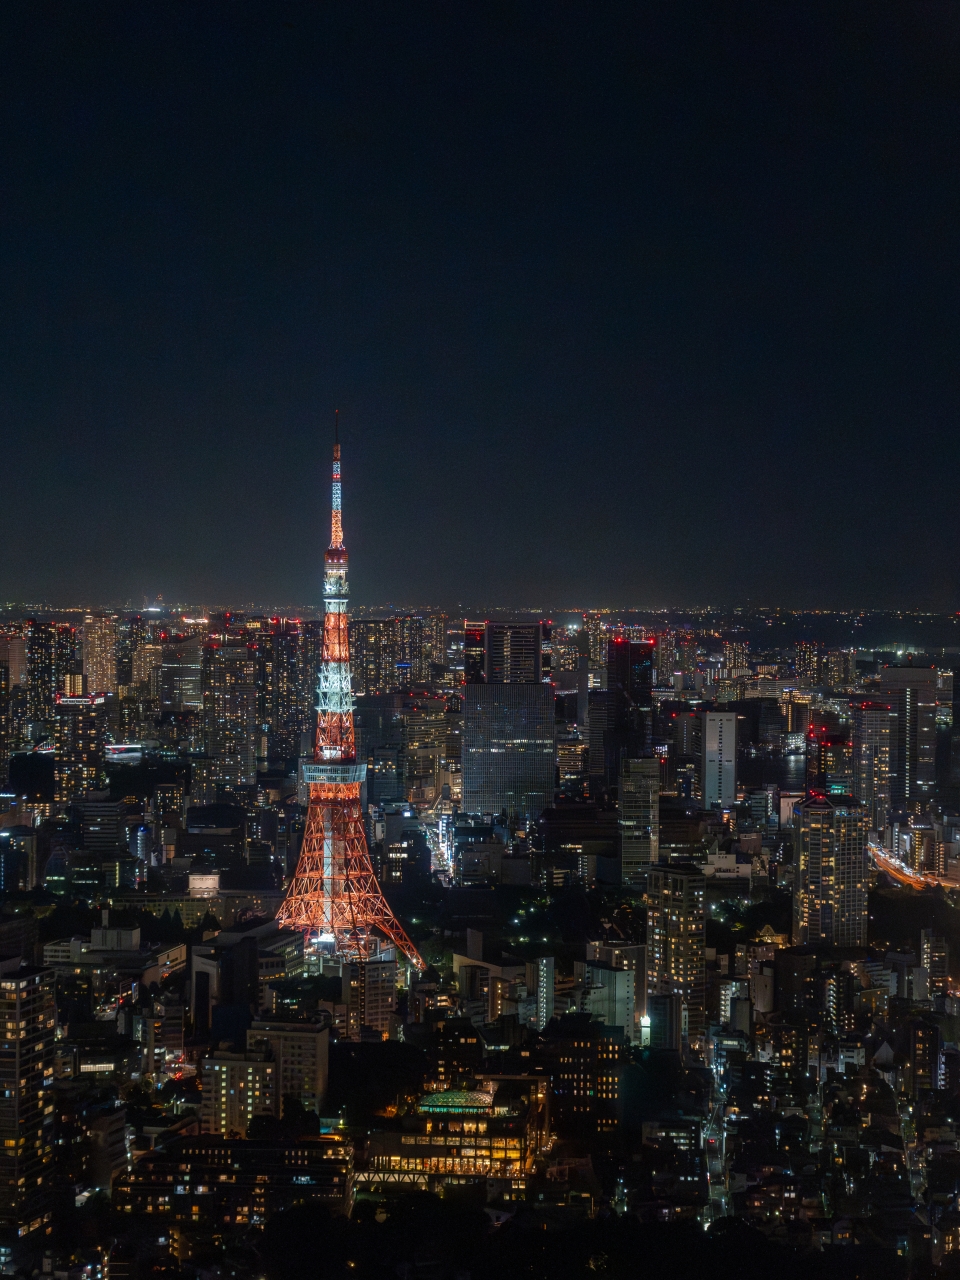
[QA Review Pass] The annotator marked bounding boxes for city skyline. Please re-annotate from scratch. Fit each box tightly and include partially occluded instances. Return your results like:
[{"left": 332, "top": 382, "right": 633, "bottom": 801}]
[{"left": 2, "top": 5, "right": 960, "bottom": 1273}]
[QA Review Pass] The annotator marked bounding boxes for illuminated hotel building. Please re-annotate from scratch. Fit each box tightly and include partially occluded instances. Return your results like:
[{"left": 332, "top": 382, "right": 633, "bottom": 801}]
[{"left": 792, "top": 794, "right": 868, "bottom": 947}]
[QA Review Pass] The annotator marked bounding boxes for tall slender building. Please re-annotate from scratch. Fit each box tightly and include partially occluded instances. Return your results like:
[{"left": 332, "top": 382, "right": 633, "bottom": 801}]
[
  {"left": 619, "top": 757, "right": 659, "bottom": 886},
  {"left": 852, "top": 700, "right": 895, "bottom": 831},
  {"left": 278, "top": 426, "right": 422, "bottom": 968},
  {"left": 646, "top": 863, "right": 705, "bottom": 1041},
  {"left": 82, "top": 615, "right": 117, "bottom": 694},
  {"left": 792, "top": 794, "right": 868, "bottom": 947}
]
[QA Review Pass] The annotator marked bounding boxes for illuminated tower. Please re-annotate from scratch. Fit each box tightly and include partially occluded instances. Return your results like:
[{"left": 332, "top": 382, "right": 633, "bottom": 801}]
[{"left": 277, "top": 425, "right": 423, "bottom": 968}]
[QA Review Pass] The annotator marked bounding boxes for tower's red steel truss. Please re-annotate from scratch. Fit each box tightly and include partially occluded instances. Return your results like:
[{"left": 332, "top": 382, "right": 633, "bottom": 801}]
[{"left": 277, "top": 432, "right": 423, "bottom": 969}]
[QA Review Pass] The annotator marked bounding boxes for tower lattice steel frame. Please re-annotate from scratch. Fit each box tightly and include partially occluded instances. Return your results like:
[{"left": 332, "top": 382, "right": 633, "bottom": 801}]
[{"left": 277, "top": 425, "right": 424, "bottom": 968}]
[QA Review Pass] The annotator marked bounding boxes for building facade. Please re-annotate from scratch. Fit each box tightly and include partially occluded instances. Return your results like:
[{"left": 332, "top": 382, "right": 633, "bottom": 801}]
[
  {"left": 461, "top": 684, "right": 555, "bottom": 823},
  {"left": 701, "top": 712, "right": 737, "bottom": 808},
  {"left": 619, "top": 757, "right": 659, "bottom": 886},
  {"left": 792, "top": 795, "right": 868, "bottom": 947},
  {"left": 82, "top": 615, "right": 117, "bottom": 694},
  {"left": 646, "top": 863, "right": 706, "bottom": 1040}
]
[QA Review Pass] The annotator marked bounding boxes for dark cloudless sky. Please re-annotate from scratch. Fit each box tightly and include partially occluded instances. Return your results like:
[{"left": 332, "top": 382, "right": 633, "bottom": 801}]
[{"left": 2, "top": 1, "right": 960, "bottom": 610}]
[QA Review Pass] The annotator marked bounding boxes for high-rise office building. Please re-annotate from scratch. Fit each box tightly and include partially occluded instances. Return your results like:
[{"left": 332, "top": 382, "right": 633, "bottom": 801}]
[
  {"left": 201, "top": 644, "right": 259, "bottom": 795},
  {"left": 852, "top": 700, "right": 896, "bottom": 831},
  {"left": 619, "top": 757, "right": 659, "bottom": 886},
  {"left": 646, "top": 863, "right": 705, "bottom": 1040},
  {"left": 53, "top": 692, "right": 106, "bottom": 802},
  {"left": 701, "top": 712, "right": 737, "bottom": 808},
  {"left": 483, "top": 622, "right": 551, "bottom": 684},
  {"left": 159, "top": 637, "right": 203, "bottom": 710},
  {"left": 463, "top": 621, "right": 486, "bottom": 684},
  {"left": 805, "top": 725, "right": 852, "bottom": 796},
  {"left": 792, "top": 794, "right": 868, "bottom": 947},
  {"left": 876, "top": 665, "right": 938, "bottom": 808},
  {"left": 600, "top": 638, "right": 654, "bottom": 783},
  {"left": 462, "top": 684, "right": 555, "bottom": 822},
  {"left": 82, "top": 615, "right": 117, "bottom": 694},
  {"left": 0, "top": 966, "right": 55, "bottom": 1259}
]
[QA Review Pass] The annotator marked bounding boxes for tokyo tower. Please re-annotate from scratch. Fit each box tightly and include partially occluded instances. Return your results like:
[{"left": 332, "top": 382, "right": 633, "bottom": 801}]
[{"left": 277, "top": 423, "right": 424, "bottom": 969}]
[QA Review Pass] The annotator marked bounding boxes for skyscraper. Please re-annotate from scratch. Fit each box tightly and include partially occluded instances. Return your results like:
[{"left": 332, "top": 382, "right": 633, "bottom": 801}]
[
  {"left": 722, "top": 640, "right": 749, "bottom": 673},
  {"left": 461, "top": 683, "right": 556, "bottom": 822},
  {"left": 646, "top": 863, "right": 705, "bottom": 1041},
  {"left": 619, "top": 757, "right": 659, "bottom": 886},
  {"left": 82, "top": 615, "right": 117, "bottom": 694},
  {"left": 159, "top": 637, "right": 203, "bottom": 711},
  {"left": 852, "top": 700, "right": 895, "bottom": 831},
  {"left": 876, "top": 664, "right": 938, "bottom": 808},
  {"left": 701, "top": 712, "right": 736, "bottom": 808},
  {"left": 792, "top": 794, "right": 868, "bottom": 947},
  {"left": 201, "top": 644, "right": 259, "bottom": 795},
  {"left": 26, "top": 621, "right": 75, "bottom": 721},
  {"left": 599, "top": 637, "right": 654, "bottom": 784},
  {"left": 0, "top": 966, "right": 55, "bottom": 1260},
  {"left": 350, "top": 619, "right": 400, "bottom": 694},
  {"left": 795, "top": 641, "right": 823, "bottom": 687},
  {"left": 53, "top": 692, "right": 106, "bottom": 802},
  {"left": 483, "top": 622, "right": 551, "bottom": 684}
]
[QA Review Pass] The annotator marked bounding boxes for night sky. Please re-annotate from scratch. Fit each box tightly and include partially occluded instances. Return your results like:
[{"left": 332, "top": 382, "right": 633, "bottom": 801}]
[{"left": 2, "top": 2, "right": 960, "bottom": 610}]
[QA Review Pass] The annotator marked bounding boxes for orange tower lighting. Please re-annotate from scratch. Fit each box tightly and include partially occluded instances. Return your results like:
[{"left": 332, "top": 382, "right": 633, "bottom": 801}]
[{"left": 277, "top": 421, "right": 424, "bottom": 969}]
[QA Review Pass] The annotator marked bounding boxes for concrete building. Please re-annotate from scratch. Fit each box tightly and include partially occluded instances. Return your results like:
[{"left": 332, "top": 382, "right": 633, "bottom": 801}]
[
  {"left": 0, "top": 966, "right": 56, "bottom": 1263},
  {"left": 246, "top": 1017, "right": 329, "bottom": 1113},
  {"left": 619, "top": 757, "right": 659, "bottom": 885},
  {"left": 82, "top": 615, "right": 117, "bottom": 694},
  {"left": 462, "top": 683, "right": 555, "bottom": 823},
  {"left": 852, "top": 700, "right": 896, "bottom": 831},
  {"left": 646, "top": 863, "right": 706, "bottom": 1040},
  {"left": 200, "top": 1049, "right": 277, "bottom": 1137},
  {"left": 701, "top": 712, "right": 736, "bottom": 808},
  {"left": 792, "top": 795, "right": 868, "bottom": 948}
]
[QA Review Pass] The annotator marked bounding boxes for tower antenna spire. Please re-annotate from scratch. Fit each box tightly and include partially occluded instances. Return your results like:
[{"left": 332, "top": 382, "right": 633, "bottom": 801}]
[
  {"left": 334, "top": 407, "right": 339, "bottom": 445},
  {"left": 279, "top": 426, "right": 423, "bottom": 970}
]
